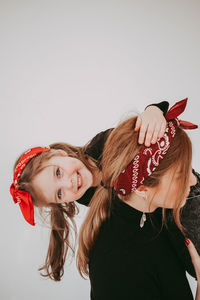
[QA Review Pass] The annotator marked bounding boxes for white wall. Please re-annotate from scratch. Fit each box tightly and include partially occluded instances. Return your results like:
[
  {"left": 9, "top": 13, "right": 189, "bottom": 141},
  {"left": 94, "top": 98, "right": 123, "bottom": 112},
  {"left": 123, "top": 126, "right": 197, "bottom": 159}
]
[{"left": 1, "top": 0, "right": 199, "bottom": 299}]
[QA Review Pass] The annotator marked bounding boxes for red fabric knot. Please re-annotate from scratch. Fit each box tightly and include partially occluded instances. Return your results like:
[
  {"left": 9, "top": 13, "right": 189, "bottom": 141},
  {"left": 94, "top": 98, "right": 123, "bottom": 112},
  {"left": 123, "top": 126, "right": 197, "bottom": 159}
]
[{"left": 10, "top": 146, "right": 51, "bottom": 226}]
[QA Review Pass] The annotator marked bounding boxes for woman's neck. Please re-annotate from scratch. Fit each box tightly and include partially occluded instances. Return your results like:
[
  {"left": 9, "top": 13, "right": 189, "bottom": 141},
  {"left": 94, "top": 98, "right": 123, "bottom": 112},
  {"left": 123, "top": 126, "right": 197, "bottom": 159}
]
[{"left": 119, "top": 193, "right": 158, "bottom": 213}]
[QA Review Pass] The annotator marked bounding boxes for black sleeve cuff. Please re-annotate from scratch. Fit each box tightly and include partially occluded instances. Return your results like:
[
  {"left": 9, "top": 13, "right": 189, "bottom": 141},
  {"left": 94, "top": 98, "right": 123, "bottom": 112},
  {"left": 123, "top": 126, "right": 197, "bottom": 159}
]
[{"left": 145, "top": 101, "right": 169, "bottom": 116}]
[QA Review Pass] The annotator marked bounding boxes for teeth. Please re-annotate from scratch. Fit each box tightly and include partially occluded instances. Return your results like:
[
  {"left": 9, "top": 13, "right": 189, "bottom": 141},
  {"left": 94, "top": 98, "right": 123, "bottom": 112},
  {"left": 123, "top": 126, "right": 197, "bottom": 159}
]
[
  {"left": 77, "top": 173, "right": 81, "bottom": 188},
  {"left": 72, "top": 172, "right": 81, "bottom": 192},
  {"left": 71, "top": 173, "right": 77, "bottom": 192}
]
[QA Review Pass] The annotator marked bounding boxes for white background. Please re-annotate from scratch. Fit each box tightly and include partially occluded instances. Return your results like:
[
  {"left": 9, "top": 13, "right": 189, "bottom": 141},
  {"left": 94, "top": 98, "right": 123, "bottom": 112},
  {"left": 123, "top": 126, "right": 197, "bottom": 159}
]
[{"left": 0, "top": 0, "right": 199, "bottom": 299}]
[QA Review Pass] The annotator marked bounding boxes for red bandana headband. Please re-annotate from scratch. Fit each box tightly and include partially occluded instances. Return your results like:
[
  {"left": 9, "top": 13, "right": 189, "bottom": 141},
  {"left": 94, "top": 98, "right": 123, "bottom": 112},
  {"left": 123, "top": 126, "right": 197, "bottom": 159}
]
[
  {"left": 113, "top": 98, "right": 198, "bottom": 195},
  {"left": 10, "top": 146, "right": 51, "bottom": 226}
]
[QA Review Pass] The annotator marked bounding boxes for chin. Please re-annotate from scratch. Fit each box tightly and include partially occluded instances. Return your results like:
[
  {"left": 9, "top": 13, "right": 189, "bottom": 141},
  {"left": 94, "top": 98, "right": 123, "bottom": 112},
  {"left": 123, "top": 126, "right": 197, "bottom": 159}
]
[{"left": 180, "top": 198, "right": 187, "bottom": 208}]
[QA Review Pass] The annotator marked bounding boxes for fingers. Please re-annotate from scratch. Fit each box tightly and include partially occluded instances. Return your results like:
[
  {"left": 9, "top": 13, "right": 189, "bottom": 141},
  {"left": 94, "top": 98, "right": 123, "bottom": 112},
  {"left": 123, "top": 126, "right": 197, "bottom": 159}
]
[
  {"left": 144, "top": 124, "right": 155, "bottom": 147},
  {"left": 186, "top": 239, "right": 200, "bottom": 265},
  {"left": 158, "top": 120, "right": 167, "bottom": 138},
  {"left": 185, "top": 238, "right": 200, "bottom": 280},
  {"left": 135, "top": 116, "right": 142, "bottom": 131},
  {"left": 150, "top": 125, "right": 161, "bottom": 144},
  {"left": 150, "top": 121, "right": 167, "bottom": 144},
  {"left": 136, "top": 112, "right": 167, "bottom": 146},
  {"left": 138, "top": 123, "right": 160, "bottom": 146},
  {"left": 138, "top": 123, "right": 158, "bottom": 147},
  {"left": 138, "top": 123, "right": 149, "bottom": 145}
]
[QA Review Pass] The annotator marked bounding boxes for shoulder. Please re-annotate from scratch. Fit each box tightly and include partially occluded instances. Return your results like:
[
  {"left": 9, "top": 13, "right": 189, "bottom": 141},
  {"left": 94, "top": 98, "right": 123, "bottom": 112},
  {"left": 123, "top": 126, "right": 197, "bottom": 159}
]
[
  {"left": 84, "top": 128, "right": 114, "bottom": 161},
  {"left": 76, "top": 129, "right": 114, "bottom": 206}
]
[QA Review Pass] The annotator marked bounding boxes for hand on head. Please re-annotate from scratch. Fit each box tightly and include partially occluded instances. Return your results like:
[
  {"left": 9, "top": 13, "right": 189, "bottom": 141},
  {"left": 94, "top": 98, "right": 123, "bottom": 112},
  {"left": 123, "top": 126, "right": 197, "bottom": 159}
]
[{"left": 135, "top": 105, "right": 167, "bottom": 147}]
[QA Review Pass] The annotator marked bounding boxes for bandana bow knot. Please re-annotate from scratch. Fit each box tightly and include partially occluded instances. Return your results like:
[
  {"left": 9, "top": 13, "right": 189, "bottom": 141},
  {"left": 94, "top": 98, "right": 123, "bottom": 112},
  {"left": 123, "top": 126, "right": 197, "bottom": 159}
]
[{"left": 10, "top": 146, "right": 51, "bottom": 225}]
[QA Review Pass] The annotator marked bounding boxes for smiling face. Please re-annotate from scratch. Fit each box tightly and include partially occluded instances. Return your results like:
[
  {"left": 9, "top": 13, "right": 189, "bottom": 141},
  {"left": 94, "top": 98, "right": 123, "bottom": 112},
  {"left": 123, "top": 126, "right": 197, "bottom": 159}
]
[{"left": 31, "top": 151, "right": 94, "bottom": 205}]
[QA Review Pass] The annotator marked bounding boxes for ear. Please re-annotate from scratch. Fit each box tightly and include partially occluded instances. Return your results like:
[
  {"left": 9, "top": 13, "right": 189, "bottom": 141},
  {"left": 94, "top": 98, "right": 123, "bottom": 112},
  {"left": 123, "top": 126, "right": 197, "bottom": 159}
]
[
  {"left": 135, "top": 185, "right": 148, "bottom": 198},
  {"left": 51, "top": 149, "right": 68, "bottom": 156}
]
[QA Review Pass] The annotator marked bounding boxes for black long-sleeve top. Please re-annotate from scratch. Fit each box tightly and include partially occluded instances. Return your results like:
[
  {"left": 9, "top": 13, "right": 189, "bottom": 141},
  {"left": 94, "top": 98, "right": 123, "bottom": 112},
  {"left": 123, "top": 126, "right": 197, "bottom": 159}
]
[{"left": 89, "top": 195, "right": 194, "bottom": 300}]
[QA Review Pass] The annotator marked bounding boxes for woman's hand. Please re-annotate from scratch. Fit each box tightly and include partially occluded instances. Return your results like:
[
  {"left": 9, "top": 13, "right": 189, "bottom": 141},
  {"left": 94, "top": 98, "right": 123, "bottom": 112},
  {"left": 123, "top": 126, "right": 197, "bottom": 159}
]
[
  {"left": 135, "top": 105, "right": 167, "bottom": 147},
  {"left": 185, "top": 238, "right": 200, "bottom": 300},
  {"left": 186, "top": 238, "right": 200, "bottom": 281}
]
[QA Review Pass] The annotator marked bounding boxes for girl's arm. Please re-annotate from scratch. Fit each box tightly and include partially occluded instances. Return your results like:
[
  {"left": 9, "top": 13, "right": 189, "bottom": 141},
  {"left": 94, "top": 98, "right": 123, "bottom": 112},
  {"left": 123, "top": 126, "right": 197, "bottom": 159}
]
[{"left": 85, "top": 101, "right": 169, "bottom": 160}]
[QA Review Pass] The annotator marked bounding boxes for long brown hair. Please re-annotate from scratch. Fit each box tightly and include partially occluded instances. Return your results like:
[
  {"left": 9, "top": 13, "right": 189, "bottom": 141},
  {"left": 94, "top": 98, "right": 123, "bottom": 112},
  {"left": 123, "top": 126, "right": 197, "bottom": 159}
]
[
  {"left": 77, "top": 116, "right": 192, "bottom": 277},
  {"left": 13, "top": 142, "right": 99, "bottom": 281}
]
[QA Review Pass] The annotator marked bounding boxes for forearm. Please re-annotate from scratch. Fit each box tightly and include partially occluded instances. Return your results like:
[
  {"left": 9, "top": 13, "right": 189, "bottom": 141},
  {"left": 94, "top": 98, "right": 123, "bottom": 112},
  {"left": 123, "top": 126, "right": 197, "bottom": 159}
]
[{"left": 195, "top": 283, "right": 200, "bottom": 300}]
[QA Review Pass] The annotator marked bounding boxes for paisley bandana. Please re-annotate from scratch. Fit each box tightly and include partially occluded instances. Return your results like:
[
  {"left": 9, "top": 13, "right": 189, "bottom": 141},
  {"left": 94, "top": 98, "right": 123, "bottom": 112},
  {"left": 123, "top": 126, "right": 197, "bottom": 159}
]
[
  {"left": 10, "top": 146, "right": 51, "bottom": 225},
  {"left": 113, "top": 98, "right": 198, "bottom": 195}
]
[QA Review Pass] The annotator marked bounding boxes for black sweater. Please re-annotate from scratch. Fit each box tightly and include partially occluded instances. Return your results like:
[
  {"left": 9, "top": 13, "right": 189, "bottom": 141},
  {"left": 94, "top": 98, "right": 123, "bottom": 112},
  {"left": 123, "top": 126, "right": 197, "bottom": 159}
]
[{"left": 89, "top": 196, "right": 194, "bottom": 300}]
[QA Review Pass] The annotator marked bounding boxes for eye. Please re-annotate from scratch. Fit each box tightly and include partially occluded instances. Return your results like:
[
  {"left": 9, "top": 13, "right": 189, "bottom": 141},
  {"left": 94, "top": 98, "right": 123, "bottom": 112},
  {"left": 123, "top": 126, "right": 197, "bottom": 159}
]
[
  {"left": 55, "top": 167, "right": 62, "bottom": 201},
  {"left": 57, "top": 189, "right": 62, "bottom": 200},
  {"left": 56, "top": 167, "right": 61, "bottom": 177}
]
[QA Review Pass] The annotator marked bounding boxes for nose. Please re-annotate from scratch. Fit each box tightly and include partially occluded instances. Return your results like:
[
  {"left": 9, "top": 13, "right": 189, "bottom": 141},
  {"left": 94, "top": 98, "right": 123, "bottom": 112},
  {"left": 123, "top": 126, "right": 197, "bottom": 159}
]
[
  {"left": 189, "top": 172, "right": 197, "bottom": 187},
  {"left": 60, "top": 175, "right": 73, "bottom": 190}
]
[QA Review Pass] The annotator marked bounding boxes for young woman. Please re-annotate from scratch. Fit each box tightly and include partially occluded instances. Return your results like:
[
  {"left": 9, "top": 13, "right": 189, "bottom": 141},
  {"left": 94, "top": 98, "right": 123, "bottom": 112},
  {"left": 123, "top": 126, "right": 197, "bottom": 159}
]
[
  {"left": 10, "top": 99, "right": 200, "bottom": 286},
  {"left": 77, "top": 99, "right": 199, "bottom": 299}
]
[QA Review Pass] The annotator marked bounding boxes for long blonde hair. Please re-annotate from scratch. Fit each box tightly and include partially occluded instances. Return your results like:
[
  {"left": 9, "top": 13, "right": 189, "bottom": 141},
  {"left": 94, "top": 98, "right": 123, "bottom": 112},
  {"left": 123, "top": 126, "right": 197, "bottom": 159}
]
[{"left": 77, "top": 116, "right": 192, "bottom": 277}]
